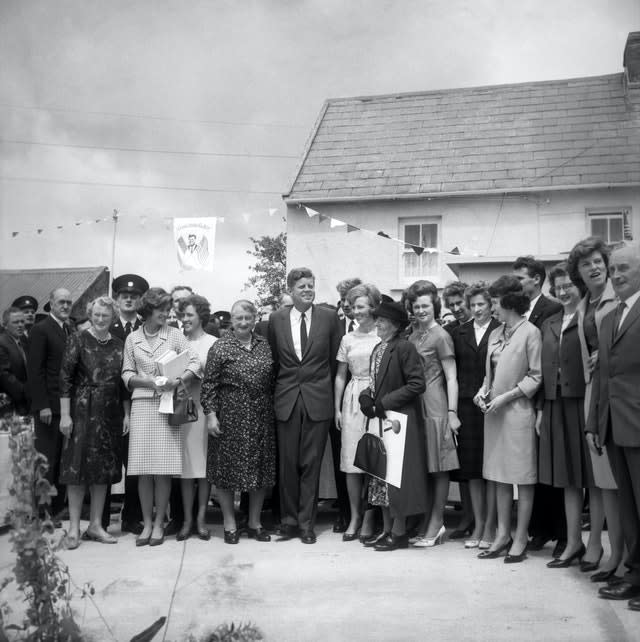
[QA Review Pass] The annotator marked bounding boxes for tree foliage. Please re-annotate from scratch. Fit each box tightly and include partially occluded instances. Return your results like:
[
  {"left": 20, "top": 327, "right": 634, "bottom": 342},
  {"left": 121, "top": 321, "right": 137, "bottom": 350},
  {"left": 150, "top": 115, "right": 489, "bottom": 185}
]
[{"left": 245, "top": 232, "right": 287, "bottom": 307}]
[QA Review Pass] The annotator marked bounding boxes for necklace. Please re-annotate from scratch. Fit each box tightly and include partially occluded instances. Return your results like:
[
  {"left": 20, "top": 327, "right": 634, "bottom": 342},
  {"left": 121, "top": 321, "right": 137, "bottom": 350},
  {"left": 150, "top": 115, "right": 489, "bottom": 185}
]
[{"left": 90, "top": 328, "right": 110, "bottom": 344}]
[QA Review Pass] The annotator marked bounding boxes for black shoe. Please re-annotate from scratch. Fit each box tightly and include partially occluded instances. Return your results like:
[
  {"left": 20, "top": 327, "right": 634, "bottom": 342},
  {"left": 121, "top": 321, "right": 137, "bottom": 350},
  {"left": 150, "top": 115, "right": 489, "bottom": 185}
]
[
  {"left": 449, "top": 523, "right": 474, "bottom": 540},
  {"left": 342, "top": 530, "right": 361, "bottom": 542},
  {"left": 176, "top": 528, "right": 192, "bottom": 542},
  {"left": 527, "top": 535, "right": 550, "bottom": 551},
  {"left": 628, "top": 596, "right": 640, "bottom": 611},
  {"left": 332, "top": 515, "right": 348, "bottom": 534},
  {"left": 164, "top": 520, "right": 180, "bottom": 537},
  {"left": 580, "top": 547, "right": 604, "bottom": 573},
  {"left": 300, "top": 529, "right": 317, "bottom": 544},
  {"left": 275, "top": 524, "right": 297, "bottom": 541},
  {"left": 478, "top": 538, "right": 513, "bottom": 559},
  {"left": 598, "top": 582, "right": 640, "bottom": 600},
  {"left": 224, "top": 530, "right": 240, "bottom": 545},
  {"left": 551, "top": 539, "right": 567, "bottom": 559},
  {"left": 547, "top": 544, "right": 585, "bottom": 568},
  {"left": 247, "top": 527, "right": 271, "bottom": 542},
  {"left": 591, "top": 569, "right": 618, "bottom": 583},
  {"left": 505, "top": 552, "right": 528, "bottom": 564},
  {"left": 196, "top": 528, "right": 211, "bottom": 541},
  {"left": 121, "top": 521, "right": 144, "bottom": 535},
  {"left": 374, "top": 533, "right": 409, "bottom": 551},
  {"left": 363, "top": 531, "right": 388, "bottom": 548},
  {"left": 149, "top": 529, "right": 165, "bottom": 547}
]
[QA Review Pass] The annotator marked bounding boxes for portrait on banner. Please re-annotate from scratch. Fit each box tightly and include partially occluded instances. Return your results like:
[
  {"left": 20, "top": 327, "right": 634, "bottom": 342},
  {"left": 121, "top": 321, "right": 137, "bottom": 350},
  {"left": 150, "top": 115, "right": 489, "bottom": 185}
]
[{"left": 173, "top": 217, "right": 217, "bottom": 272}]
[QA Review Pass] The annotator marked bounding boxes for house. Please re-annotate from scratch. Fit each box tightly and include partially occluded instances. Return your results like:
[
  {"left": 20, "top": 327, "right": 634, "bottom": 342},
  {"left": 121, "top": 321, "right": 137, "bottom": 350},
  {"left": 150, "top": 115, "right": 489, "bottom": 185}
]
[
  {"left": 0, "top": 266, "right": 110, "bottom": 321},
  {"left": 283, "top": 32, "right": 640, "bottom": 302}
]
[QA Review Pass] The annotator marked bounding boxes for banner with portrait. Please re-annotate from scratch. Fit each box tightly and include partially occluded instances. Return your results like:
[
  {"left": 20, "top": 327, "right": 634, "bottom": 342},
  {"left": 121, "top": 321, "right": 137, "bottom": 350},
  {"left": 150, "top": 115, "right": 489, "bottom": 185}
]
[{"left": 173, "top": 217, "right": 216, "bottom": 272}]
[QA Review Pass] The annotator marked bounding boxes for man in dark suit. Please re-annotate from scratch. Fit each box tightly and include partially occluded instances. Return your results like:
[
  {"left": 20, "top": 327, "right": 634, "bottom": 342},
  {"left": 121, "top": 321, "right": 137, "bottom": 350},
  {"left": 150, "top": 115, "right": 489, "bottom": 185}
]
[
  {"left": 0, "top": 306, "right": 30, "bottom": 415},
  {"left": 268, "top": 267, "right": 341, "bottom": 543},
  {"left": 106, "top": 274, "right": 149, "bottom": 535},
  {"left": 513, "top": 255, "right": 565, "bottom": 555},
  {"left": 27, "top": 288, "right": 73, "bottom": 518},
  {"left": 588, "top": 244, "right": 640, "bottom": 608}
]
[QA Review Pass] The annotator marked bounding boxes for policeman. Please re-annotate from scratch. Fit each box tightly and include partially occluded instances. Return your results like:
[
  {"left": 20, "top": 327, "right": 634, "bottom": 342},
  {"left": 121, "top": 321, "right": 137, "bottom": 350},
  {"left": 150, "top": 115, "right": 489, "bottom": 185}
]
[
  {"left": 12, "top": 295, "right": 38, "bottom": 335},
  {"left": 106, "top": 273, "right": 149, "bottom": 535}
]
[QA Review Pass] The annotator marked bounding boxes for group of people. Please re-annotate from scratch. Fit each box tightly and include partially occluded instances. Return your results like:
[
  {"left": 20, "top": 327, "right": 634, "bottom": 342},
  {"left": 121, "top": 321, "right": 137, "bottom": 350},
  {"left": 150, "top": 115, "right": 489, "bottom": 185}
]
[{"left": 2, "top": 235, "right": 640, "bottom": 611}]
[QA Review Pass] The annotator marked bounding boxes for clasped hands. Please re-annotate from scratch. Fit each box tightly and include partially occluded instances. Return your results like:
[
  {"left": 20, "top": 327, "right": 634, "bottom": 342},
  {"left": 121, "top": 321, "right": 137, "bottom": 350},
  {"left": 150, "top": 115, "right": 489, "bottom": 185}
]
[
  {"left": 358, "top": 392, "right": 386, "bottom": 419},
  {"left": 473, "top": 389, "right": 509, "bottom": 414}
]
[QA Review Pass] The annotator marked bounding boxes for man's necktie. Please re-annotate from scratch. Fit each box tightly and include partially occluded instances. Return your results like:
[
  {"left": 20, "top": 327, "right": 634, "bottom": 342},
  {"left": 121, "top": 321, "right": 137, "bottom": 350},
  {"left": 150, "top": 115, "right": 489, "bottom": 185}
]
[
  {"left": 63, "top": 324, "right": 70, "bottom": 337},
  {"left": 348, "top": 320, "right": 355, "bottom": 333},
  {"left": 125, "top": 321, "right": 132, "bottom": 336},
  {"left": 614, "top": 301, "right": 627, "bottom": 338},
  {"left": 300, "top": 312, "right": 308, "bottom": 355}
]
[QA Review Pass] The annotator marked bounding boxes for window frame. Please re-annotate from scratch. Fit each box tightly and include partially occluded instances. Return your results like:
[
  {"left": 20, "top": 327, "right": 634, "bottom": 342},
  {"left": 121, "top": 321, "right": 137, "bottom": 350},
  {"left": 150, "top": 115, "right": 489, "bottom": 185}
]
[
  {"left": 586, "top": 207, "right": 633, "bottom": 244},
  {"left": 398, "top": 216, "right": 442, "bottom": 283}
]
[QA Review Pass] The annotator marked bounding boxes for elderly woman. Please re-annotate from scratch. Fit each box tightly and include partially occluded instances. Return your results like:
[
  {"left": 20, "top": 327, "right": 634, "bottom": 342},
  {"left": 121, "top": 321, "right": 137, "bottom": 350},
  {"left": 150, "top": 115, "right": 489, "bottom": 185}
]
[
  {"left": 450, "top": 282, "right": 501, "bottom": 548},
  {"left": 59, "top": 297, "right": 128, "bottom": 549},
  {"left": 202, "top": 300, "right": 276, "bottom": 544},
  {"left": 568, "top": 237, "right": 623, "bottom": 581},
  {"left": 334, "top": 283, "right": 381, "bottom": 541},
  {"left": 474, "top": 276, "right": 542, "bottom": 563},
  {"left": 122, "top": 287, "right": 199, "bottom": 547},
  {"left": 358, "top": 301, "right": 428, "bottom": 551},
  {"left": 536, "top": 262, "right": 594, "bottom": 568},
  {"left": 177, "top": 294, "right": 217, "bottom": 541},
  {"left": 406, "top": 281, "right": 460, "bottom": 548}
]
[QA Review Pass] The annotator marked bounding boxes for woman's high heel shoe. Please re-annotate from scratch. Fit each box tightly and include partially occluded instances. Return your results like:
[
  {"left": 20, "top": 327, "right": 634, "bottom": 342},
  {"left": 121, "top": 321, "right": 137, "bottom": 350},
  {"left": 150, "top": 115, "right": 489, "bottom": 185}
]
[
  {"left": 478, "top": 538, "right": 512, "bottom": 559},
  {"left": 580, "top": 547, "right": 604, "bottom": 572},
  {"left": 547, "top": 543, "right": 586, "bottom": 568},
  {"left": 412, "top": 525, "right": 446, "bottom": 548},
  {"left": 224, "top": 530, "right": 240, "bottom": 544}
]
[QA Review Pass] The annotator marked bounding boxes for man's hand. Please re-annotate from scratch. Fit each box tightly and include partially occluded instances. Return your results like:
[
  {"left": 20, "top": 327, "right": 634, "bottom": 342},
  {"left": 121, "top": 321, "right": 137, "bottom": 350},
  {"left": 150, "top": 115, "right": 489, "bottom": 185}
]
[
  {"left": 535, "top": 410, "right": 543, "bottom": 437},
  {"left": 335, "top": 410, "right": 343, "bottom": 431},
  {"left": 59, "top": 415, "right": 73, "bottom": 437},
  {"left": 39, "top": 408, "right": 53, "bottom": 425},
  {"left": 586, "top": 432, "right": 602, "bottom": 456}
]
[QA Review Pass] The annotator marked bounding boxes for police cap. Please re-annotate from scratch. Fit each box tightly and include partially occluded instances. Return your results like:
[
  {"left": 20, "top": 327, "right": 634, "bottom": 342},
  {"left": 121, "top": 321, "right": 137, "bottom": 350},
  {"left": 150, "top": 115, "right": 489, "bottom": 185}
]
[
  {"left": 112, "top": 274, "right": 149, "bottom": 297},
  {"left": 12, "top": 295, "right": 38, "bottom": 311}
]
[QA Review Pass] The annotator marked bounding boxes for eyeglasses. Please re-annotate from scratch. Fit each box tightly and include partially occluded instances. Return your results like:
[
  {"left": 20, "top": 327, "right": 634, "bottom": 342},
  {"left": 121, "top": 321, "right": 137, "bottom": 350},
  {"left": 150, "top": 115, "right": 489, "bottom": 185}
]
[{"left": 554, "top": 284, "right": 576, "bottom": 293}]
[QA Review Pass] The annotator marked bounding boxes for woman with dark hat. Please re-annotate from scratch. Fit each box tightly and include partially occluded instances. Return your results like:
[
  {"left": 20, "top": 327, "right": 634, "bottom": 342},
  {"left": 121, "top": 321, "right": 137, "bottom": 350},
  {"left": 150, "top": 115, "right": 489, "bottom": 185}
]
[{"left": 358, "top": 301, "right": 428, "bottom": 551}]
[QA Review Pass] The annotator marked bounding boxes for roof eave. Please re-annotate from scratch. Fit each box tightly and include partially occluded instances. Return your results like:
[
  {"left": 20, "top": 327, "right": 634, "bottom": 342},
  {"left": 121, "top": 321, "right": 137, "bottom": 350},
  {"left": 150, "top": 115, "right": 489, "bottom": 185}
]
[{"left": 283, "top": 182, "right": 640, "bottom": 205}]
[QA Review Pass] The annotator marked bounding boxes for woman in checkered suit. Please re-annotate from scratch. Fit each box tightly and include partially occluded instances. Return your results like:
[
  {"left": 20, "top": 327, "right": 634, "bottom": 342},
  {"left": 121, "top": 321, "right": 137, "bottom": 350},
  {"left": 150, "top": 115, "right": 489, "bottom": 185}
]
[{"left": 122, "top": 287, "right": 200, "bottom": 546}]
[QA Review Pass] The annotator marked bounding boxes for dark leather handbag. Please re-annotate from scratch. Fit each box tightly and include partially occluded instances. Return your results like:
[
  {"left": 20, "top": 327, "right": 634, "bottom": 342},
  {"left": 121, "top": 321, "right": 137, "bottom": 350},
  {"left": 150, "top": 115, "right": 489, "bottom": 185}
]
[
  {"left": 168, "top": 381, "right": 198, "bottom": 426},
  {"left": 353, "top": 418, "right": 387, "bottom": 480}
]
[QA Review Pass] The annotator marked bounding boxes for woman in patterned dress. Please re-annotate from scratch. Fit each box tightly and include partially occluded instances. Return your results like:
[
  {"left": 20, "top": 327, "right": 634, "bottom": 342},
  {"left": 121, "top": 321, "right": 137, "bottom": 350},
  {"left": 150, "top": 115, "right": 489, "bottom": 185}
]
[
  {"left": 406, "top": 281, "right": 461, "bottom": 548},
  {"left": 59, "top": 297, "right": 127, "bottom": 549},
  {"left": 121, "top": 288, "right": 200, "bottom": 547},
  {"left": 202, "top": 300, "right": 276, "bottom": 545},
  {"left": 334, "top": 283, "right": 381, "bottom": 540},
  {"left": 177, "top": 295, "right": 217, "bottom": 541}
]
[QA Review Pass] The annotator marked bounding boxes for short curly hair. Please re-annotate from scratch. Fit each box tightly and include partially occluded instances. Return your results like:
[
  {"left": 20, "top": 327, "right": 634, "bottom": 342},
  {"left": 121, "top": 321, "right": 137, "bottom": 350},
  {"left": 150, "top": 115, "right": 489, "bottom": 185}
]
[
  {"left": 336, "top": 277, "right": 362, "bottom": 298},
  {"left": 179, "top": 294, "right": 211, "bottom": 327},
  {"left": 567, "top": 236, "right": 610, "bottom": 290},
  {"left": 489, "top": 275, "right": 530, "bottom": 316},
  {"left": 442, "top": 281, "right": 468, "bottom": 305},
  {"left": 346, "top": 283, "right": 381, "bottom": 309},
  {"left": 464, "top": 281, "right": 491, "bottom": 307},
  {"left": 87, "top": 296, "right": 118, "bottom": 319},
  {"left": 138, "top": 287, "right": 172, "bottom": 320},
  {"left": 405, "top": 280, "right": 442, "bottom": 319}
]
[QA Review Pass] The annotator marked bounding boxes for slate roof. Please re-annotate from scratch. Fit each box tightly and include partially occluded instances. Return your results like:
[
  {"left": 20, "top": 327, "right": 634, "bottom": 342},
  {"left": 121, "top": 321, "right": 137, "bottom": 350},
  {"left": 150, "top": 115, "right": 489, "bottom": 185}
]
[
  {"left": 284, "top": 73, "right": 640, "bottom": 202},
  {"left": 0, "top": 267, "right": 108, "bottom": 315}
]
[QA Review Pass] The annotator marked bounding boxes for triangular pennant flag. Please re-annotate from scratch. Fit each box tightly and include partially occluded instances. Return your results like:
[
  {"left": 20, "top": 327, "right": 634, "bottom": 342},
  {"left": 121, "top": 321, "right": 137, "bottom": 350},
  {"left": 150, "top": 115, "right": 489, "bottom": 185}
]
[
  {"left": 268, "top": 208, "right": 277, "bottom": 217},
  {"left": 242, "top": 213, "right": 251, "bottom": 223},
  {"left": 347, "top": 224, "right": 359, "bottom": 233},
  {"left": 411, "top": 245, "right": 424, "bottom": 256},
  {"left": 377, "top": 231, "right": 391, "bottom": 239},
  {"left": 12, "top": 232, "right": 18, "bottom": 237},
  {"left": 448, "top": 246, "right": 461, "bottom": 255},
  {"left": 75, "top": 221, "right": 82, "bottom": 226},
  {"left": 318, "top": 214, "right": 329, "bottom": 223},
  {"left": 95, "top": 219, "right": 102, "bottom": 223},
  {"left": 57, "top": 225, "right": 63, "bottom": 230},
  {"left": 304, "top": 206, "right": 319, "bottom": 218},
  {"left": 330, "top": 218, "right": 346, "bottom": 228},
  {"left": 37, "top": 229, "right": 43, "bottom": 234}
]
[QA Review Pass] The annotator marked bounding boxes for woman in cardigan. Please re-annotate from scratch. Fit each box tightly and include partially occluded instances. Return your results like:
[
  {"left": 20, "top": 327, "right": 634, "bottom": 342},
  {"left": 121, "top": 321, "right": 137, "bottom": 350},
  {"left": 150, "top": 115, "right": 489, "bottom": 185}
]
[
  {"left": 122, "top": 287, "right": 199, "bottom": 547},
  {"left": 450, "top": 282, "right": 501, "bottom": 549},
  {"left": 358, "top": 301, "right": 428, "bottom": 551},
  {"left": 536, "top": 262, "right": 594, "bottom": 568},
  {"left": 568, "top": 237, "right": 624, "bottom": 581},
  {"left": 474, "top": 276, "right": 542, "bottom": 563}
]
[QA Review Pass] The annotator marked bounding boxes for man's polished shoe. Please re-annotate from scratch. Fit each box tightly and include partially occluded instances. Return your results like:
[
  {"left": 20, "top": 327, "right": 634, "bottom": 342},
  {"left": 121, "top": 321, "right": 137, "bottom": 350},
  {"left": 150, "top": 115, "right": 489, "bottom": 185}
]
[
  {"left": 164, "top": 520, "right": 180, "bottom": 537},
  {"left": 374, "top": 533, "right": 409, "bottom": 551},
  {"left": 598, "top": 582, "right": 640, "bottom": 600},
  {"left": 332, "top": 515, "right": 348, "bottom": 534},
  {"left": 300, "top": 529, "right": 317, "bottom": 544},
  {"left": 527, "top": 535, "right": 550, "bottom": 551},
  {"left": 628, "top": 596, "right": 640, "bottom": 611},
  {"left": 121, "top": 521, "right": 144, "bottom": 536},
  {"left": 551, "top": 539, "right": 567, "bottom": 559},
  {"left": 247, "top": 527, "right": 271, "bottom": 542},
  {"left": 275, "top": 524, "right": 298, "bottom": 541}
]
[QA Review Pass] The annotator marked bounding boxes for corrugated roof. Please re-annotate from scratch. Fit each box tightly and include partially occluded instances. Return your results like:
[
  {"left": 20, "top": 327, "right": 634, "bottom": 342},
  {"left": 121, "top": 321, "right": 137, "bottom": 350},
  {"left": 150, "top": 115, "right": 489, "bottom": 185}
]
[
  {"left": 284, "top": 73, "right": 640, "bottom": 201},
  {"left": 0, "top": 267, "right": 108, "bottom": 313}
]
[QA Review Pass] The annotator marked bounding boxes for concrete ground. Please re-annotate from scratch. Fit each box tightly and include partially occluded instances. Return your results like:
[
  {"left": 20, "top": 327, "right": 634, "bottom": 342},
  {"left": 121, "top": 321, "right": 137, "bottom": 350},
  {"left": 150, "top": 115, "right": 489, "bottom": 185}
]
[{"left": 1, "top": 504, "right": 639, "bottom": 642}]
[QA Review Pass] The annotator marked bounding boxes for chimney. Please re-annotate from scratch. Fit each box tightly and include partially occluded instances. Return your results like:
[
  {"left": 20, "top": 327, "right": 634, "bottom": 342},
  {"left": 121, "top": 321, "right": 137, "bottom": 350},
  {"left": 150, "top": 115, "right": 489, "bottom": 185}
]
[{"left": 623, "top": 31, "right": 640, "bottom": 84}]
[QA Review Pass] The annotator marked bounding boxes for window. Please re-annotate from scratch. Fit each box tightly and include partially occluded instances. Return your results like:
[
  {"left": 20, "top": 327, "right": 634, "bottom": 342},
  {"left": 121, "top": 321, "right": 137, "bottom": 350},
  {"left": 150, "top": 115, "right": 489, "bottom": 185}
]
[
  {"left": 400, "top": 218, "right": 440, "bottom": 278},
  {"left": 587, "top": 208, "right": 632, "bottom": 244}
]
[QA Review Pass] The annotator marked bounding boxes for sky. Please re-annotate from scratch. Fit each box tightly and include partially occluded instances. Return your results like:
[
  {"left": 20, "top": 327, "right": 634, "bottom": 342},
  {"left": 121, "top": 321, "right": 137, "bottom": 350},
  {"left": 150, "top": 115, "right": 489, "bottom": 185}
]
[{"left": 1, "top": 0, "right": 638, "bottom": 309}]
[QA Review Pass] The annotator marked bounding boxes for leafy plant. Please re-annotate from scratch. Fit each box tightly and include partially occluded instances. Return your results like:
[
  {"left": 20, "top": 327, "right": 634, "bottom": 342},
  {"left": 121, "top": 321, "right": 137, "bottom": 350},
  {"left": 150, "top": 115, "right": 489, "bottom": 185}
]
[
  {"left": 189, "top": 622, "right": 264, "bottom": 642},
  {"left": 245, "top": 232, "right": 287, "bottom": 307}
]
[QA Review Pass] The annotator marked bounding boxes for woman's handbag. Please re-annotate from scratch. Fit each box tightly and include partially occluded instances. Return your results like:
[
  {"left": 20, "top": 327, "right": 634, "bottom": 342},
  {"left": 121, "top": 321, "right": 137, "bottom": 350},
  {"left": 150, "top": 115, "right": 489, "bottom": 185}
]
[
  {"left": 353, "top": 418, "right": 387, "bottom": 480},
  {"left": 168, "top": 381, "right": 198, "bottom": 426}
]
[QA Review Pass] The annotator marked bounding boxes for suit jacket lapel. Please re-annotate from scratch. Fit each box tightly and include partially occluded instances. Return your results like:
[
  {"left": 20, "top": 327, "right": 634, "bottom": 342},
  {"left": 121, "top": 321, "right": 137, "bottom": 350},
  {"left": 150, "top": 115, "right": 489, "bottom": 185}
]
[
  {"left": 282, "top": 308, "right": 298, "bottom": 361},
  {"left": 613, "top": 297, "right": 640, "bottom": 345},
  {"left": 302, "top": 305, "right": 318, "bottom": 358},
  {"left": 548, "top": 314, "right": 562, "bottom": 340},
  {"left": 460, "top": 322, "right": 477, "bottom": 351}
]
